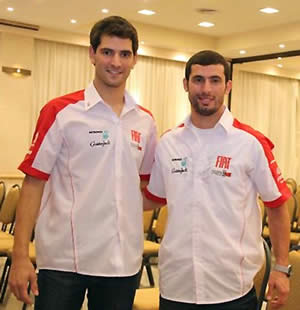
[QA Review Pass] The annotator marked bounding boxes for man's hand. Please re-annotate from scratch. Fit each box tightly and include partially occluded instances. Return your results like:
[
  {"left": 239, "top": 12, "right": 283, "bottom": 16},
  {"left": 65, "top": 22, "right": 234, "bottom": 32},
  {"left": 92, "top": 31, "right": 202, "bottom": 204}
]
[
  {"left": 266, "top": 270, "right": 289, "bottom": 309},
  {"left": 8, "top": 257, "right": 39, "bottom": 304}
]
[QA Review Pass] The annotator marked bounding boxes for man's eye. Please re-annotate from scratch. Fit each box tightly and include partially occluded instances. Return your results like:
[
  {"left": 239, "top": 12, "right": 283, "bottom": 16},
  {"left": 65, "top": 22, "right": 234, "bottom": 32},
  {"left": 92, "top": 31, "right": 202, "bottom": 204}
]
[
  {"left": 121, "top": 51, "right": 131, "bottom": 58},
  {"left": 211, "top": 78, "right": 221, "bottom": 83},
  {"left": 102, "top": 49, "right": 112, "bottom": 56},
  {"left": 194, "top": 77, "right": 204, "bottom": 83}
]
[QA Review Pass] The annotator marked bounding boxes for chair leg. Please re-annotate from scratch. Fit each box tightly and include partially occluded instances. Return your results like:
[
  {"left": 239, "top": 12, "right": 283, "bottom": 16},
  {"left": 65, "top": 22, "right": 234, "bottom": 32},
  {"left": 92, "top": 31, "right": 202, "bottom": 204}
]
[
  {"left": 136, "top": 263, "right": 144, "bottom": 288},
  {"left": 145, "top": 264, "right": 155, "bottom": 287},
  {"left": 0, "top": 257, "right": 10, "bottom": 302},
  {"left": 0, "top": 257, "right": 11, "bottom": 303}
]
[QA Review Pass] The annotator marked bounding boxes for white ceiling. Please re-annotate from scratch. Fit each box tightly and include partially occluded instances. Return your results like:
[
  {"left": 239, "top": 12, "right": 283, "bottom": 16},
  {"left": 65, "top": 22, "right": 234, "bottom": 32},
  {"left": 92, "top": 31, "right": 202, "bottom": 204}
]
[
  {"left": 1, "top": 0, "right": 300, "bottom": 73},
  {"left": 1, "top": 0, "right": 300, "bottom": 37}
]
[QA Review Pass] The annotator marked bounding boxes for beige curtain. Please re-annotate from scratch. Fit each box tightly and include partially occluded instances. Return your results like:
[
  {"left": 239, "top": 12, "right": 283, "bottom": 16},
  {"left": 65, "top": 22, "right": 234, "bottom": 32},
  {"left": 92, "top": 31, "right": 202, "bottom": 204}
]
[
  {"left": 231, "top": 69, "right": 299, "bottom": 182},
  {"left": 33, "top": 39, "right": 190, "bottom": 136}
]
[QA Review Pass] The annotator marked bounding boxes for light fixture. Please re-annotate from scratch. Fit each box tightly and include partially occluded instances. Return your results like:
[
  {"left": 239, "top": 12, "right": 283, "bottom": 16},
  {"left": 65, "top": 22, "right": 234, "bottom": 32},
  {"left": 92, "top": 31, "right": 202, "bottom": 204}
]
[
  {"left": 198, "top": 21, "right": 215, "bottom": 28},
  {"left": 260, "top": 7, "right": 279, "bottom": 14},
  {"left": 2, "top": 66, "right": 31, "bottom": 76},
  {"left": 173, "top": 55, "right": 188, "bottom": 62},
  {"left": 7, "top": 7, "right": 14, "bottom": 12},
  {"left": 70, "top": 19, "right": 77, "bottom": 24},
  {"left": 278, "top": 57, "right": 282, "bottom": 60},
  {"left": 137, "top": 47, "right": 145, "bottom": 55},
  {"left": 102, "top": 8, "right": 109, "bottom": 13},
  {"left": 138, "top": 9, "right": 156, "bottom": 16},
  {"left": 279, "top": 44, "right": 285, "bottom": 49},
  {"left": 239, "top": 50, "right": 246, "bottom": 55}
]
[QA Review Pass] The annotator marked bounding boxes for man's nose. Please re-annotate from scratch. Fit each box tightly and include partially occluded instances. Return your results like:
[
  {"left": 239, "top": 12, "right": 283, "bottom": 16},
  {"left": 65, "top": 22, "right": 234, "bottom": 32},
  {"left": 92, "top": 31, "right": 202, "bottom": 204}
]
[
  {"left": 111, "top": 54, "right": 121, "bottom": 66},
  {"left": 202, "top": 80, "right": 212, "bottom": 92}
]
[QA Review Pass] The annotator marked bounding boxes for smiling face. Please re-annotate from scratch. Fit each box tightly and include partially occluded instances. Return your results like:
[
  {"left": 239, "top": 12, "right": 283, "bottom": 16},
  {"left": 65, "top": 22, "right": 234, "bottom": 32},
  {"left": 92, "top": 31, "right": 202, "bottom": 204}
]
[
  {"left": 89, "top": 34, "right": 137, "bottom": 90},
  {"left": 184, "top": 64, "right": 232, "bottom": 118}
]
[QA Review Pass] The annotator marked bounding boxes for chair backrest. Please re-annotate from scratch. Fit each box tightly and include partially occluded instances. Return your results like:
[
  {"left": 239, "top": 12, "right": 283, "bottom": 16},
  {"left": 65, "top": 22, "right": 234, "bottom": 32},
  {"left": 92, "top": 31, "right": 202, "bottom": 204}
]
[
  {"left": 153, "top": 206, "right": 168, "bottom": 240},
  {"left": 143, "top": 210, "right": 155, "bottom": 234},
  {"left": 254, "top": 239, "right": 271, "bottom": 310},
  {"left": 295, "top": 187, "right": 300, "bottom": 222},
  {"left": 0, "top": 181, "right": 6, "bottom": 210},
  {"left": 286, "top": 195, "right": 297, "bottom": 229},
  {"left": 285, "top": 178, "right": 297, "bottom": 195},
  {"left": 258, "top": 197, "right": 267, "bottom": 230},
  {"left": 0, "top": 184, "right": 20, "bottom": 231},
  {"left": 267, "top": 246, "right": 300, "bottom": 310}
]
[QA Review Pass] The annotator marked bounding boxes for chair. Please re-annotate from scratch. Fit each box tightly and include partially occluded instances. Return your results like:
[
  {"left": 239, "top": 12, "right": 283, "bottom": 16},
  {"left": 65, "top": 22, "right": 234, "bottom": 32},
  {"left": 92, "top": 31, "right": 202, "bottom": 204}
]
[
  {"left": 266, "top": 245, "right": 300, "bottom": 310},
  {"left": 254, "top": 239, "right": 272, "bottom": 310},
  {"left": 258, "top": 197, "right": 267, "bottom": 230},
  {"left": 292, "top": 187, "right": 300, "bottom": 231},
  {"left": 133, "top": 239, "right": 271, "bottom": 310},
  {"left": 133, "top": 287, "right": 159, "bottom": 310},
  {"left": 0, "top": 181, "right": 6, "bottom": 210},
  {"left": 0, "top": 184, "right": 21, "bottom": 302},
  {"left": 285, "top": 178, "right": 297, "bottom": 195},
  {"left": 144, "top": 209, "right": 156, "bottom": 241},
  {"left": 0, "top": 184, "right": 20, "bottom": 235},
  {"left": 262, "top": 195, "right": 300, "bottom": 247},
  {"left": 140, "top": 206, "right": 168, "bottom": 287}
]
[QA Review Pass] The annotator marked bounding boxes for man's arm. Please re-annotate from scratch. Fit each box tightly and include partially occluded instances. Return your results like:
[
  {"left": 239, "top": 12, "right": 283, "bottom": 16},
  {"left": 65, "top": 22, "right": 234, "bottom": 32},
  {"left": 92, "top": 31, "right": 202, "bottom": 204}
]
[
  {"left": 143, "top": 193, "right": 164, "bottom": 210},
  {"left": 9, "top": 175, "right": 46, "bottom": 305},
  {"left": 266, "top": 203, "right": 290, "bottom": 309}
]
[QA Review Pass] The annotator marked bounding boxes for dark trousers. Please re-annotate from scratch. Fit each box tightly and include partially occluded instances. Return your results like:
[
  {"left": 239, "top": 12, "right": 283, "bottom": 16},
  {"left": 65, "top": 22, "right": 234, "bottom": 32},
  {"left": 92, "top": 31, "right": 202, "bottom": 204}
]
[
  {"left": 34, "top": 269, "right": 139, "bottom": 310},
  {"left": 160, "top": 287, "right": 258, "bottom": 310}
]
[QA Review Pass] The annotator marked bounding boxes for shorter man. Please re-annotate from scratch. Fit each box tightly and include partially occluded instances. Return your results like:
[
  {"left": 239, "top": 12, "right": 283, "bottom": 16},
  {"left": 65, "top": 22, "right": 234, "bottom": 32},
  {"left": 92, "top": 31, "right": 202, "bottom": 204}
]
[{"left": 144, "top": 50, "right": 291, "bottom": 310}]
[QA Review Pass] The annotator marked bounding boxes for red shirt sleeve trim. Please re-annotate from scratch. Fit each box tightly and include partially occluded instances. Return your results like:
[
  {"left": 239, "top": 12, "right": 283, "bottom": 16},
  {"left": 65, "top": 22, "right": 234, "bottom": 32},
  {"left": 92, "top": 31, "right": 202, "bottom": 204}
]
[
  {"left": 144, "top": 187, "right": 167, "bottom": 205},
  {"left": 137, "top": 105, "right": 154, "bottom": 119},
  {"left": 140, "top": 174, "right": 150, "bottom": 181},
  {"left": 18, "top": 163, "right": 50, "bottom": 181},
  {"left": 263, "top": 186, "right": 292, "bottom": 208}
]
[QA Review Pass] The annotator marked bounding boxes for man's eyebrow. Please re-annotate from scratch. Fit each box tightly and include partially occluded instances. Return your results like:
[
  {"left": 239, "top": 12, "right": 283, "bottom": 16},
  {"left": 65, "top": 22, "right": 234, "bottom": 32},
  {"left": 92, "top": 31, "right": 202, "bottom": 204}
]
[
  {"left": 99, "top": 48, "right": 132, "bottom": 53},
  {"left": 192, "top": 75, "right": 222, "bottom": 79}
]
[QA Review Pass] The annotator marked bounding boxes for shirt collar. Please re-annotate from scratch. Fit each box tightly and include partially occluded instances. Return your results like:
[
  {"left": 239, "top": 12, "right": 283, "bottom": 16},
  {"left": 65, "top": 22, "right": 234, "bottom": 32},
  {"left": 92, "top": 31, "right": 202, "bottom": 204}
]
[
  {"left": 84, "top": 82, "right": 137, "bottom": 113},
  {"left": 183, "top": 106, "right": 234, "bottom": 134}
]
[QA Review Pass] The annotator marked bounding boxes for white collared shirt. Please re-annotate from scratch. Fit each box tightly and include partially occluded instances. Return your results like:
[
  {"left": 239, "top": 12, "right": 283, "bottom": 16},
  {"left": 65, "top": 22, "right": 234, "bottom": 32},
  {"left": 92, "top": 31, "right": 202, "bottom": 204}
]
[
  {"left": 145, "top": 107, "right": 290, "bottom": 304},
  {"left": 19, "top": 82, "right": 157, "bottom": 276}
]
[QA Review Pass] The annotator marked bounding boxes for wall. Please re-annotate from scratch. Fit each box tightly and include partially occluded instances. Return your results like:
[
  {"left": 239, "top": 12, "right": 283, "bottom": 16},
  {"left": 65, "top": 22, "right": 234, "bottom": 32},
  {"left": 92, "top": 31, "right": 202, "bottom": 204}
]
[{"left": 0, "top": 32, "right": 33, "bottom": 181}]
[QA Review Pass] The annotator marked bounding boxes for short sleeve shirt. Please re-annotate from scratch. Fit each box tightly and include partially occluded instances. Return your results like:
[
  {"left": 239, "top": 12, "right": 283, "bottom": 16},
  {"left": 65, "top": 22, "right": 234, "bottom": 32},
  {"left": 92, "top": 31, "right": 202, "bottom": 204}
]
[
  {"left": 145, "top": 107, "right": 290, "bottom": 304},
  {"left": 19, "top": 82, "right": 157, "bottom": 276}
]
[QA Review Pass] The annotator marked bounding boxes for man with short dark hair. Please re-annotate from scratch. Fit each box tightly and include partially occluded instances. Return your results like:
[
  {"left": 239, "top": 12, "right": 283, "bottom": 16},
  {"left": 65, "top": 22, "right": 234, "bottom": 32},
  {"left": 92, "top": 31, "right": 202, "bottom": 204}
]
[
  {"left": 144, "top": 50, "right": 291, "bottom": 310},
  {"left": 9, "top": 16, "right": 157, "bottom": 310}
]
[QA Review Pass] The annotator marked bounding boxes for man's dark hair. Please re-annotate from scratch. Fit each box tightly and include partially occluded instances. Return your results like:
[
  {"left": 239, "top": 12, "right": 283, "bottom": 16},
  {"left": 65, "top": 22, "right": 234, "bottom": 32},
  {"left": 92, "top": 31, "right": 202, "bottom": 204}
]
[
  {"left": 185, "top": 50, "right": 230, "bottom": 82},
  {"left": 90, "top": 16, "right": 138, "bottom": 55}
]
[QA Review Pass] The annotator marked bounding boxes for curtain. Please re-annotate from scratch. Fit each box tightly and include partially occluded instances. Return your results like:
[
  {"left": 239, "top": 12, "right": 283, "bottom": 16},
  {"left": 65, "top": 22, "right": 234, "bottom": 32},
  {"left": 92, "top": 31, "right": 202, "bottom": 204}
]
[
  {"left": 231, "top": 69, "right": 298, "bottom": 182},
  {"left": 33, "top": 39, "right": 190, "bottom": 136}
]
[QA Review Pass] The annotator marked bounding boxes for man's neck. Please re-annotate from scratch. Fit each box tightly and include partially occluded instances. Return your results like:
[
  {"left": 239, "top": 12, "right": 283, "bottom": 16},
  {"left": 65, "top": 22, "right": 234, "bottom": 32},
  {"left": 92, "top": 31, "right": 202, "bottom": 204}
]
[
  {"left": 93, "top": 80, "right": 125, "bottom": 117},
  {"left": 191, "top": 105, "right": 225, "bottom": 129}
]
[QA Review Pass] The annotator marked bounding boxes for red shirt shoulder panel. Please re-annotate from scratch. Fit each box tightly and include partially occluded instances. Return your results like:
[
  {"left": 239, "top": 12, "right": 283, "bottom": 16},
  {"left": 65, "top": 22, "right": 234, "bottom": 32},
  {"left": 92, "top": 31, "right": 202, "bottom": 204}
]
[
  {"left": 19, "top": 90, "right": 85, "bottom": 179},
  {"left": 233, "top": 118, "right": 291, "bottom": 207}
]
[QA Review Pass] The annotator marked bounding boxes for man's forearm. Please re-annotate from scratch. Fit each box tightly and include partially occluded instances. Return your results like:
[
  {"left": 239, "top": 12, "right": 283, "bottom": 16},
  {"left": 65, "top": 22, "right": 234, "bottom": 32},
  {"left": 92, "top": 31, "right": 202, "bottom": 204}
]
[
  {"left": 12, "top": 175, "right": 45, "bottom": 259},
  {"left": 267, "top": 204, "right": 290, "bottom": 265}
]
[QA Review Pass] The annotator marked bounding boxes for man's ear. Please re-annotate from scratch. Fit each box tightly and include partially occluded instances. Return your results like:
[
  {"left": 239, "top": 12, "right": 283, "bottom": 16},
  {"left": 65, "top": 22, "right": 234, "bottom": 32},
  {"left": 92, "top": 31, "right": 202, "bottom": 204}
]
[
  {"left": 183, "top": 78, "right": 189, "bottom": 92},
  {"left": 225, "top": 80, "right": 232, "bottom": 95}
]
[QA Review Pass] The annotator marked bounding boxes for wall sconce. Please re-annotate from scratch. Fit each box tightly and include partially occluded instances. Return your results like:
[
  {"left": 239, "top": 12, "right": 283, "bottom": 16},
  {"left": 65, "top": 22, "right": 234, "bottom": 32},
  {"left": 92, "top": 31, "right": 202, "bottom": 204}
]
[{"left": 2, "top": 66, "right": 31, "bottom": 77}]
